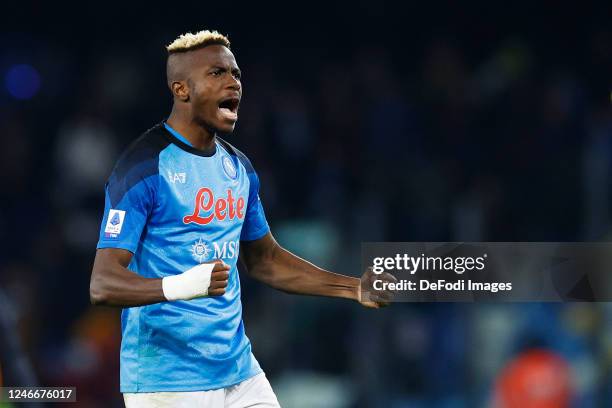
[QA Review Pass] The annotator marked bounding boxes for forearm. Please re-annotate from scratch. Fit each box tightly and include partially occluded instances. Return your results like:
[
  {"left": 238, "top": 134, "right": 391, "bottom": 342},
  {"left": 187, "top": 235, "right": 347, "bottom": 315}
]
[
  {"left": 90, "top": 259, "right": 165, "bottom": 307},
  {"left": 249, "top": 245, "right": 360, "bottom": 301}
]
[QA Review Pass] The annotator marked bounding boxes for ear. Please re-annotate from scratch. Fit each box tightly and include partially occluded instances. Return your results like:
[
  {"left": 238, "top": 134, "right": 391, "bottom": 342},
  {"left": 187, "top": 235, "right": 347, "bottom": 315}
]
[{"left": 171, "top": 81, "right": 190, "bottom": 102}]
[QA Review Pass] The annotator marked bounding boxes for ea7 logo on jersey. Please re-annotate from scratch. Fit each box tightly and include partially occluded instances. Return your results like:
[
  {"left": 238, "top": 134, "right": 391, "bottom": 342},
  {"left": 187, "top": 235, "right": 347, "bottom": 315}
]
[
  {"left": 168, "top": 171, "right": 186, "bottom": 184},
  {"left": 184, "top": 188, "right": 245, "bottom": 225},
  {"left": 104, "top": 209, "right": 126, "bottom": 238}
]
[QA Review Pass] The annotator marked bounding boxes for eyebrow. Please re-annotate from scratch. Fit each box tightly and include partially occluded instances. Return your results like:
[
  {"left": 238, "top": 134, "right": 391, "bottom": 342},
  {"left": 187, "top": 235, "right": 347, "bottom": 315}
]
[
  {"left": 210, "top": 65, "right": 240, "bottom": 71},
  {"left": 209, "top": 66, "right": 241, "bottom": 77}
]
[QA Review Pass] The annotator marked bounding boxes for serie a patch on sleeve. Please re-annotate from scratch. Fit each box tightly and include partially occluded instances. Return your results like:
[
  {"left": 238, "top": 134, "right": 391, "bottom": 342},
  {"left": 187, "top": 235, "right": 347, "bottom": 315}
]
[{"left": 104, "top": 209, "right": 126, "bottom": 238}]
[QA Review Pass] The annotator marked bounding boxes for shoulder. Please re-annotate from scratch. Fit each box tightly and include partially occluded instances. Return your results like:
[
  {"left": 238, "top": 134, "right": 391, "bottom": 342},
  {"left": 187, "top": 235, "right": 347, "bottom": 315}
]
[
  {"left": 217, "top": 136, "right": 256, "bottom": 175},
  {"left": 111, "top": 123, "right": 171, "bottom": 181},
  {"left": 106, "top": 123, "right": 171, "bottom": 206}
]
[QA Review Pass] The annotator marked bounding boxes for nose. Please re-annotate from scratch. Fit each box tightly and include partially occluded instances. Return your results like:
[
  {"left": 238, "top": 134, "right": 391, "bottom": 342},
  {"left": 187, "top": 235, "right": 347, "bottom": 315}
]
[{"left": 227, "top": 75, "right": 240, "bottom": 91}]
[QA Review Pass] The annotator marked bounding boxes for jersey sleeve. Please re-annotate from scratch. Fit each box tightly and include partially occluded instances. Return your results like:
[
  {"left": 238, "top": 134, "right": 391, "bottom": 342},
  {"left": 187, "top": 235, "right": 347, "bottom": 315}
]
[
  {"left": 97, "top": 152, "right": 159, "bottom": 253},
  {"left": 238, "top": 157, "right": 270, "bottom": 241}
]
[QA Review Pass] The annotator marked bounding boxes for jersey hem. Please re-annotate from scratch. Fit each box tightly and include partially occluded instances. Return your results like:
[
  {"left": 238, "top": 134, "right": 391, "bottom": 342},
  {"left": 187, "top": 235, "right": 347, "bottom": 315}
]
[
  {"left": 96, "top": 242, "right": 136, "bottom": 254},
  {"left": 120, "top": 367, "right": 263, "bottom": 393},
  {"left": 240, "top": 225, "right": 270, "bottom": 242}
]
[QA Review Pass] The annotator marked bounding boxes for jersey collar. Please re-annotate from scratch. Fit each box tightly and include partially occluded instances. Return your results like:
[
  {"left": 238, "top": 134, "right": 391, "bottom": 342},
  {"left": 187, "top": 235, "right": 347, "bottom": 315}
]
[{"left": 162, "top": 121, "right": 217, "bottom": 157}]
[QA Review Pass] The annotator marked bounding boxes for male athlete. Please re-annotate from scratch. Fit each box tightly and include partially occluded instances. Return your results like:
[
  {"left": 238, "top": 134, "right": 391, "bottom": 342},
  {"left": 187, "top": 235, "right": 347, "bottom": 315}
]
[{"left": 90, "top": 30, "right": 395, "bottom": 407}]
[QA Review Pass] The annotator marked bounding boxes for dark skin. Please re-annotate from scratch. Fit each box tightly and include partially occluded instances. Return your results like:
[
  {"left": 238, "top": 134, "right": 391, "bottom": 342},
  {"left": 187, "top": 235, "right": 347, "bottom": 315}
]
[
  {"left": 165, "top": 44, "right": 242, "bottom": 151},
  {"left": 90, "top": 44, "right": 396, "bottom": 308}
]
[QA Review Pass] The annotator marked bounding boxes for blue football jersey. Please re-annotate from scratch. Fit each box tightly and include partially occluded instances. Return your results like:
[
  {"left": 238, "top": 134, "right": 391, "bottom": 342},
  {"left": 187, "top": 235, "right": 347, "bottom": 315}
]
[{"left": 96, "top": 122, "right": 270, "bottom": 392}]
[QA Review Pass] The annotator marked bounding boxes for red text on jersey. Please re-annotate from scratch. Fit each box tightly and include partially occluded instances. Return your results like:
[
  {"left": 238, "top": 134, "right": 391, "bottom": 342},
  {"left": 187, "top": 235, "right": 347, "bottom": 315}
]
[{"left": 183, "top": 188, "right": 245, "bottom": 225}]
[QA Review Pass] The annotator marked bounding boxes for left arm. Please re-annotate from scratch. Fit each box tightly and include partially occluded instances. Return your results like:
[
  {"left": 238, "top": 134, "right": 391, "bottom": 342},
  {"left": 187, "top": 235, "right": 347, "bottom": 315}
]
[{"left": 240, "top": 233, "right": 395, "bottom": 308}]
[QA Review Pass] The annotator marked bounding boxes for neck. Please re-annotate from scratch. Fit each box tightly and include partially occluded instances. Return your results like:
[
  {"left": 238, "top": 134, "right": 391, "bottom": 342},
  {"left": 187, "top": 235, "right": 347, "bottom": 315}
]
[{"left": 166, "top": 107, "right": 216, "bottom": 152}]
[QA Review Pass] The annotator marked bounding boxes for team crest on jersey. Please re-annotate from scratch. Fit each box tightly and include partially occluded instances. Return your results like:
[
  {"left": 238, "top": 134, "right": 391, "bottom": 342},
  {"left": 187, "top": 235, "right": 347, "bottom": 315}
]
[
  {"left": 222, "top": 156, "right": 237, "bottom": 179},
  {"left": 104, "top": 209, "right": 126, "bottom": 238},
  {"left": 191, "top": 238, "right": 212, "bottom": 263}
]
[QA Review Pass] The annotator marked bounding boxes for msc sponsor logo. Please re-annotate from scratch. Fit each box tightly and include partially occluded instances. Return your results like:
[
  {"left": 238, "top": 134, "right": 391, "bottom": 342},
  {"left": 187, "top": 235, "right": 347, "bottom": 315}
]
[
  {"left": 191, "top": 238, "right": 239, "bottom": 262},
  {"left": 184, "top": 188, "right": 245, "bottom": 225},
  {"left": 191, "top": 238, "right": 212, "bottom": 263},
  {"left": 212, "top": 240, "right": 239, "bottom": 259}
]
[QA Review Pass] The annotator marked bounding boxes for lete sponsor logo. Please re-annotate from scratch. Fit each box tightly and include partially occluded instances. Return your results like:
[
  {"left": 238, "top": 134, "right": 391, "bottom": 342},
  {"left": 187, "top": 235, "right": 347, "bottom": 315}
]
[{"left": 183, "top": 188, "right": 245, "bottom": 225}]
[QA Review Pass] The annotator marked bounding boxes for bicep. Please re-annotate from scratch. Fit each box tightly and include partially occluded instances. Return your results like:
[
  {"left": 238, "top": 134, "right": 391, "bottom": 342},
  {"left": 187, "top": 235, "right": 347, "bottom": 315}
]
[
  {"left": 240, "top": 232, "right": 278, "bottom": 271},
  {"left": 90, "top": 248, "right": 135, "bottom": 303},
  {"left": 96, "top": 247, "right": 133, "bottom": 265},
  {"left": 92, "top": 248, "right": 133, "bottom": 276}
]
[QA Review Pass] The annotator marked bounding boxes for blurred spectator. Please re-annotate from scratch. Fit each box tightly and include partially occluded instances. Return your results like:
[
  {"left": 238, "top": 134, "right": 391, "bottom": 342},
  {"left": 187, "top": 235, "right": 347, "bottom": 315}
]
[{"left": 493, "top": 349, "right": 572, "bottom": 408}]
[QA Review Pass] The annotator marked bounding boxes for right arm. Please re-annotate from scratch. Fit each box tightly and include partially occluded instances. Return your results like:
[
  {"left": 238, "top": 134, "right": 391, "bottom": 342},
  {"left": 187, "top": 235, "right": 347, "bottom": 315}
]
[
  {"left": 90, "top": 248, "right": 164, "bottom": 307},
  {"left": 89, "top": 248, "right": 229, "bottom": 307}
]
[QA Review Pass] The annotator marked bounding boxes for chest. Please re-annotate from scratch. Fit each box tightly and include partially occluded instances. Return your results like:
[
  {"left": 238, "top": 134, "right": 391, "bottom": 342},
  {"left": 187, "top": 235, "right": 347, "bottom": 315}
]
[{"left": 154, "top": 147, "right": 250, "bottom": 229}]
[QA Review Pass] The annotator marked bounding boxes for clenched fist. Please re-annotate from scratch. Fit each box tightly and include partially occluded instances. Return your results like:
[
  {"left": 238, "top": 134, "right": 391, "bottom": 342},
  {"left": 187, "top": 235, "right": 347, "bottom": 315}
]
[{"left": 358, "top": 267, "right": 397, "bottom": 308}]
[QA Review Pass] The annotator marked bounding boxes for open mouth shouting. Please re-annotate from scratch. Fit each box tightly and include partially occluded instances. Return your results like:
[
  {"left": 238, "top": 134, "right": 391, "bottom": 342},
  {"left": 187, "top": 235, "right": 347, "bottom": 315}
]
[{"left": 218, "top": 96, "right": 240, "bottom": 123}]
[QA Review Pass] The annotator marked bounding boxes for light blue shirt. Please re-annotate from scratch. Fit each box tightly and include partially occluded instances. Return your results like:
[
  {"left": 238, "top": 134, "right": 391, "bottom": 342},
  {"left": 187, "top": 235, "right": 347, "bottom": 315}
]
[{"left": 97, "top": 122, "right": 269, "bottom": 392}]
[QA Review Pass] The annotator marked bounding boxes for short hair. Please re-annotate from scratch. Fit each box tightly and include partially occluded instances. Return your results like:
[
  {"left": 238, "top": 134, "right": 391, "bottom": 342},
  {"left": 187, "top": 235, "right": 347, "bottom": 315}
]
[{"left": 166, "top": 30, "right": 230, "bottom": 54}]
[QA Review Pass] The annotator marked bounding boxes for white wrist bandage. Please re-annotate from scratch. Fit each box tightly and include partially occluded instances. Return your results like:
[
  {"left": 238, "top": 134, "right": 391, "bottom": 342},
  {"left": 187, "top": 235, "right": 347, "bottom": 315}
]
[{"left": 162, "top": 263, "right": 215, "bottom": 301}]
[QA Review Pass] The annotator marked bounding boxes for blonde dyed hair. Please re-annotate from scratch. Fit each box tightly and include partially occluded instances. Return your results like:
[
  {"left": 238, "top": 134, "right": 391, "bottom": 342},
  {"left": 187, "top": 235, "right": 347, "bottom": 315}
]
[{"left": 166, "top": 30, "right": 230, "bottom": 54}]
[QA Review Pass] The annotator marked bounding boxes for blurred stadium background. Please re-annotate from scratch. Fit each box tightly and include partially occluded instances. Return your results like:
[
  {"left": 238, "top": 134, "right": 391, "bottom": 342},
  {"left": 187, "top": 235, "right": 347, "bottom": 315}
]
[{"left": 1, "top": 1, "right": 611, "bottom": 407}]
